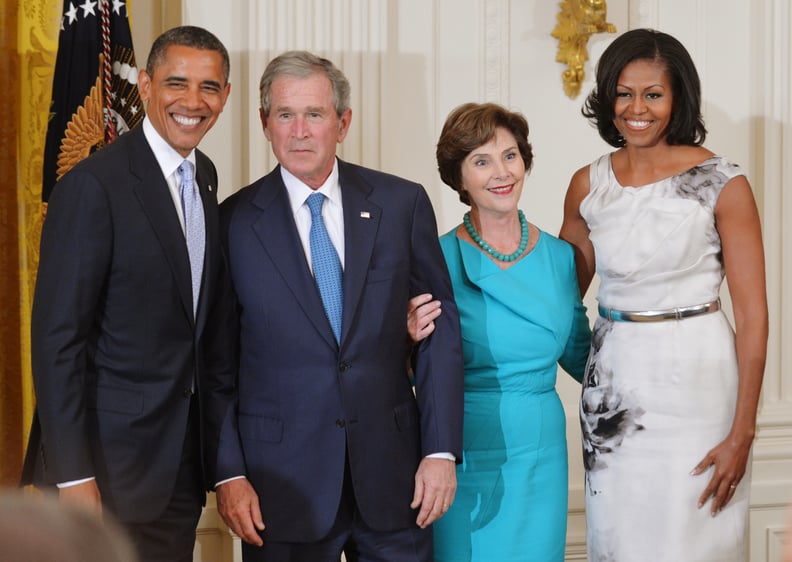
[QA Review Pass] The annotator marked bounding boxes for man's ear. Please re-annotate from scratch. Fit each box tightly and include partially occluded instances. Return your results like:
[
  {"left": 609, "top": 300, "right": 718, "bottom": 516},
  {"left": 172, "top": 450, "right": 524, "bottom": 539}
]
[
  {"left": 260, "top": 107, "right": 271, "bottom": 140},
  {"left": 336, "top": 108, "right": 352, "bottom": 143},
  {"left": 138, "top": 70, "right": 151, "bottom": 102}
]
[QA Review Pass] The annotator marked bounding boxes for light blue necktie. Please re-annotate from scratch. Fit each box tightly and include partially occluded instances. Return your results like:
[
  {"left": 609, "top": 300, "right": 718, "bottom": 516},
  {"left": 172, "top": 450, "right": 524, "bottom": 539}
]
[
  {"left": 178, "top": 160, "right": 205, "bottom": 317},
  {"left": 306, "top": 192, "right": 343, "bottom": 342}
]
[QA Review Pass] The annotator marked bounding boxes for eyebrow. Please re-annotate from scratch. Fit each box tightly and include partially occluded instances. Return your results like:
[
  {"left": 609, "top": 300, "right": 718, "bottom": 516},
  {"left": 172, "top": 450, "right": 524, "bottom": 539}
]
[
  {"left": 469, "top": 145, "right": 518, "bottom": 159},
  {"left": 274, "top": 105, "right": 328, "bottom": 113},
  {"left": 162, "top": 76, "right": 224, "bottom": 89},
  {"left": 616, "top": 83, "right": 665, "bottom": 89}
]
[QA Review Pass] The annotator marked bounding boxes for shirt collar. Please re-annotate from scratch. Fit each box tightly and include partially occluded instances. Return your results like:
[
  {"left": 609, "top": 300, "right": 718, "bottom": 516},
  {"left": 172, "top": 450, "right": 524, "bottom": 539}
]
[
  {"left": 142, "top": 116, "right": 196, "bottom": 179},
  {"left": 281, "top": 159, "right": 341, "bottom": 215}
]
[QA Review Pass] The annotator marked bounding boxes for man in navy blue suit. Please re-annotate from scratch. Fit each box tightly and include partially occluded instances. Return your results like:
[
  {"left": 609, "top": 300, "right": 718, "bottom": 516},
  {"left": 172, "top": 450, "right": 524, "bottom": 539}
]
[
  {"left": 214, "top": 51, "right": 464, "bottom": 561},
  {"left": 22, "top": 26, "right": 233, "bottom": 562}
]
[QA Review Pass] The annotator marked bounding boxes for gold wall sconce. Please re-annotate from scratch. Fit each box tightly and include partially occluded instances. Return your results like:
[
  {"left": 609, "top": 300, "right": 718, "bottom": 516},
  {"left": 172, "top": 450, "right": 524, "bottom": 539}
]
[{"left": 551, "top": 0, "right": 617, "bottom": 99}]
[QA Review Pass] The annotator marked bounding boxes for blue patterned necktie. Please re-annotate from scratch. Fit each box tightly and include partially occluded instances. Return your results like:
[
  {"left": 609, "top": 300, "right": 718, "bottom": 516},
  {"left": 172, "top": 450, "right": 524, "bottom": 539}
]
[
  {"left": 306, "top": 192, "right": 343, "bottom": 342},
  {"left": 178, "top": 160, "right": 205, "bottom": 317}
]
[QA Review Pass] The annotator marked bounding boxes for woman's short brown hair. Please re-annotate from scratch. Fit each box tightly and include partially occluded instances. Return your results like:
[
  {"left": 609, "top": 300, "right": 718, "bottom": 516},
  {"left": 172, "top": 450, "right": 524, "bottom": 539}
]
[{"left": 436, "top": 102, "right": 533, "bottom": 205}]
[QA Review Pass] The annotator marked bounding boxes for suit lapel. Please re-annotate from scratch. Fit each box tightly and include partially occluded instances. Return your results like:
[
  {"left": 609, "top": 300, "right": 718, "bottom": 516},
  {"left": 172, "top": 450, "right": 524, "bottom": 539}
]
[
  {"left": 128, "top": 128, "right": 194, "bottom": 323},
  {"left": 338, "top": 161, "right": 381, "bottom": 346},
  {"left": 250, "top": 170, "right": 338, "bottom": 348}
]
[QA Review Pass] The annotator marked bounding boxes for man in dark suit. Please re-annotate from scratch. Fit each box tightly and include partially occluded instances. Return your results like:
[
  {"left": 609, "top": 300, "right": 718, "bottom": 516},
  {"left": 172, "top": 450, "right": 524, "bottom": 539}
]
[
  {"left": 214, "top": 51, "right": 464, "bottom": 561},
  {"left": 22, "top": 26, "right": 233, "bottom": 562}
]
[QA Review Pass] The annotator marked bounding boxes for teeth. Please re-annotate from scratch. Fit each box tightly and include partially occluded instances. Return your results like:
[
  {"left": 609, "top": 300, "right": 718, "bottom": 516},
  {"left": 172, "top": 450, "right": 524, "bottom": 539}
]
[
  {"left": 627, "top": 120, "right": 650, "bottom": 128},
  {"left": 173, "top": 114, "right": 201, "bottom": 126}
]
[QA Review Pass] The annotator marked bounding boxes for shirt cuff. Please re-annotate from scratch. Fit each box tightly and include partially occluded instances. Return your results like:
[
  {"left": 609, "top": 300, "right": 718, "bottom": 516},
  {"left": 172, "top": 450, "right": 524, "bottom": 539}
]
[
  {"left": 56, "top": 477, "right": 96, "bottom": 489},
  {"left": 426, "top": 452, "right": 456, "bottom": 462},
  {"left": 215, "top": 475, "right": 247, "bottom": 489}
]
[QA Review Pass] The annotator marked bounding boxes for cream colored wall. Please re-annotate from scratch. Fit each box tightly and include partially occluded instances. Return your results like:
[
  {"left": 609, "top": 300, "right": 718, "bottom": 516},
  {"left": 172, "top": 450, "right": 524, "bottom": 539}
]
[{"left": 129, "top": 1, "right": 792, "bottom": 560}]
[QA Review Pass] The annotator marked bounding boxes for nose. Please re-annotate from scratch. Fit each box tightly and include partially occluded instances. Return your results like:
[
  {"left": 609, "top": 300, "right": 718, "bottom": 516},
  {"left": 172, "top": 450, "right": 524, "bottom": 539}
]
[
  {"left": 292, "top": 116, "right": 309, "bottom": 139},
  {"left": 493, "top": 159, "right": 509, "bottom": 179},
  {"left": 182, "top": 85, "right": 202, "bottom": 109},
  {"left": 629, "top": 95, "right": 647, "bottom": 114}
]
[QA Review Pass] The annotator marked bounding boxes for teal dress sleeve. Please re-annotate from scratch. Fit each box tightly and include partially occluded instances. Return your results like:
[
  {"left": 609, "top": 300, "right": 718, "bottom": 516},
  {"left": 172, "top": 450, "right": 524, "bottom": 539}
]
[{"left": 558, "top": 246, "right": 591, "bottom": 382}]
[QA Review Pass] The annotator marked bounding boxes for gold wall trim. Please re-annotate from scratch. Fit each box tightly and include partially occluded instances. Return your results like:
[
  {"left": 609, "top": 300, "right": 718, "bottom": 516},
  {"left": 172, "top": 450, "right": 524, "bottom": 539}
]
[{"left": 551, "top": 0, "right": 616, "bottom": 99}]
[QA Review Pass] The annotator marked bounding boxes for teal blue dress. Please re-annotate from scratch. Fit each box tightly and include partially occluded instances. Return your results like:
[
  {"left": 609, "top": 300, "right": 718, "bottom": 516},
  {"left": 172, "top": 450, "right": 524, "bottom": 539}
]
[{"left": 433, "top": 228, "right": 591, "bottom": 562}]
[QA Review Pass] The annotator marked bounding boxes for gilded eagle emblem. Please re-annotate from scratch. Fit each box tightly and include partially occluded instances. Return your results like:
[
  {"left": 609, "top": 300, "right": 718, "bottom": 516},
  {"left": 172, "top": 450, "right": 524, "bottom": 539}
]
[{"left": 56, "top": 69, "right": 105, "bottom": 182}]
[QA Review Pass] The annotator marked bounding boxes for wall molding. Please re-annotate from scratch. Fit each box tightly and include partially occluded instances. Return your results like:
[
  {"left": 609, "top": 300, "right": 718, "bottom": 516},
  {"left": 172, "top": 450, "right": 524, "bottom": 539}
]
[
  {"left": 482, "top": 0, "right": 510, "bottom": 104},
  {"left": 628, "top": 0, "right": 659, "bottom": 28}
]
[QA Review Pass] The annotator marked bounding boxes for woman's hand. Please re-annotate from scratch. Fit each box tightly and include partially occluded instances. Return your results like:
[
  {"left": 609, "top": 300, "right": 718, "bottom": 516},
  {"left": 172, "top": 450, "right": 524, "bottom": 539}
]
[
  {"left": 407, "top": 293, "right": 441, "bottom": 344},
  {"left": 691, "top": 431, "right": 754, "bottom": 516}
]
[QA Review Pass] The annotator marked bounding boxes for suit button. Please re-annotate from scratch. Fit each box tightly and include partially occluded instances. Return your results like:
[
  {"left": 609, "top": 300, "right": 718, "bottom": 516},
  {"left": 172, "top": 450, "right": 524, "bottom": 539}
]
[
  {"left": 336, "top": 419, "right": 346, "bottom": 428},
  {"left": 182, "top": 388, "right": 192, "bottom": 398},
  {"left": 339, "top": 362, "right": 350, "bottom": 372}
]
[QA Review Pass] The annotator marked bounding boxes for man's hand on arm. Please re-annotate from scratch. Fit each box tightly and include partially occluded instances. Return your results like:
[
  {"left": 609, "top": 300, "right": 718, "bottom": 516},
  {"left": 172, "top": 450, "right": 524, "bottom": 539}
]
[
  {"left": 216, "top": 478, "right": 265, "bottom": 546},
  {"left": 410, "top": 456, "right": 457, "bottom": 528}
]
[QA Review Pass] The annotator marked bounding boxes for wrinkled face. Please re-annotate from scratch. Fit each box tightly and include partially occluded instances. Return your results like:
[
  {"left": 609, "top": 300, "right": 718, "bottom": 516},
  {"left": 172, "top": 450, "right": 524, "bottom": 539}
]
[
  {"left": 612, "top": 58, "right": 673, "bottom": 148},
  {"left": 460, "top": 127, "right": 526, "bottom": 216},
  {"left": 138, "top": 45, "right": 230, "bottom": 157},
  {"left": 262, "top": 73, "right": 351, "bottom": 189}
]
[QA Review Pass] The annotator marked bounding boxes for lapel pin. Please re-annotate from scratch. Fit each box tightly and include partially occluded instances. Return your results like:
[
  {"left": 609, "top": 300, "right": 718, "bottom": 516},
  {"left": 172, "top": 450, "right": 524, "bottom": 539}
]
[
  {"left": 208, "top": 185, "right": 213, "bottom": 192},
  {"left": 360, "top": 211, "right": 370, "bottom": 219}
]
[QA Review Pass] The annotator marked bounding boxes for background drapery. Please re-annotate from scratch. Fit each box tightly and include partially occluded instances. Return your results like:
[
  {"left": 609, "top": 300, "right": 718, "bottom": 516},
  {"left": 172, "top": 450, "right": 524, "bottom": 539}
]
[{"left": 0, "top": 0, "right": 58, "bottom": 487}]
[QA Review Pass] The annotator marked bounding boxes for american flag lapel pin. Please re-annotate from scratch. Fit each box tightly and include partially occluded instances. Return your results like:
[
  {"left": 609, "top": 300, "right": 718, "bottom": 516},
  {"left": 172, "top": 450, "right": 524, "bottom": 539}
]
[{"left": 360, "top": 211, "right": 371, "bottom": 219}]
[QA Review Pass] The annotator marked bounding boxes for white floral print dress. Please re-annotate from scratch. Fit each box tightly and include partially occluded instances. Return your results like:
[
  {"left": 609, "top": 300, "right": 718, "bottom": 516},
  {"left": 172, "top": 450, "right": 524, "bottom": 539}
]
[{"left": 579, "top": 154, "right": 749, "bottom": 562}]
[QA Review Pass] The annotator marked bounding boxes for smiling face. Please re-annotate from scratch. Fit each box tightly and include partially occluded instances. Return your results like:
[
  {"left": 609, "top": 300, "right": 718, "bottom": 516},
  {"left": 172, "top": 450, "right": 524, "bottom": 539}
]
[
  {"left": 612, "top": 58, "right": 673, "bottom": 149},
  {"left": 138, "top": 44, "right": 230, "bottom": 157},
  {"left": 262, "top": 73, "right": 351, "bottom": 189},
  {"left": 460, "top": 127, "right": 525, "bottom": 217}
]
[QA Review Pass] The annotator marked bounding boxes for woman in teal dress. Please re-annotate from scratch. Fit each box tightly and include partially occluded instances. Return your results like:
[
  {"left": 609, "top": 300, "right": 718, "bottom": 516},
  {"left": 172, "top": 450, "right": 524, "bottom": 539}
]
[{"left": 411, "top": 103, "right": 591, "bottom": 561}]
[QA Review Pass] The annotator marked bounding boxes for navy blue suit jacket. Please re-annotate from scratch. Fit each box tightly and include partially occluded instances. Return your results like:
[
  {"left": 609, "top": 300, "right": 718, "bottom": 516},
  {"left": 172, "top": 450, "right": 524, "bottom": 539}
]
[
  {"left": 21, "top": 125, "right": 234, "bottom": 523},
  {"left": 216, "top": 160, "right": 464, "bottom": 541}
]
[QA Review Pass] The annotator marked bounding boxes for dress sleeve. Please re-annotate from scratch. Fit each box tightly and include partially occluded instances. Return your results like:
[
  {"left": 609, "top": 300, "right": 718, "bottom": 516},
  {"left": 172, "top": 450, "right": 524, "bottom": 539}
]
[{"left": 558, "top": 246, "right": 592, "bottom": 382}]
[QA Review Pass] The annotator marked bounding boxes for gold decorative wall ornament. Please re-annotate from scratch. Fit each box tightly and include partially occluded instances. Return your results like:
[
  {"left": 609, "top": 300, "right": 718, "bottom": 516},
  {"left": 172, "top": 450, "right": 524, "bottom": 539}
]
[
  {"left": 551, "top": 0, "right": 616, "bottom": 99},
  {"left": 57, "top": 66, "right": 106, "bottom": 182}
]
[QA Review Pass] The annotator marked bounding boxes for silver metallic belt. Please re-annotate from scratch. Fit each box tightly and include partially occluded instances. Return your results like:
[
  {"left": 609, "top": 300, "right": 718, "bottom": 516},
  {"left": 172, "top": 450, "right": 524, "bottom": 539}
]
[{"left": 598, "top": 299, "right": 720, "bottom": 322}]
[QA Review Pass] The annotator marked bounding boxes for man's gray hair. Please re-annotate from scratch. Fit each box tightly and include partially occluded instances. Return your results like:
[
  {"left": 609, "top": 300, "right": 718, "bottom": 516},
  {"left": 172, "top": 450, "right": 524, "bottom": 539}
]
[{"left": 259, "top": 50, "right": 350, "bottom": 118}]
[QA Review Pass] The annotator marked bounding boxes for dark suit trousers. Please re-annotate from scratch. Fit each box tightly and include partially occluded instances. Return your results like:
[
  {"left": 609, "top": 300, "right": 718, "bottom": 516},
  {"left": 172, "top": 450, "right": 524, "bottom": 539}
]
[
  {"left": 241, "top": 454, "right": 433, "bottom": 562},
  {"left": 125, "top": 396, "right": 203, "bottom": 562}
]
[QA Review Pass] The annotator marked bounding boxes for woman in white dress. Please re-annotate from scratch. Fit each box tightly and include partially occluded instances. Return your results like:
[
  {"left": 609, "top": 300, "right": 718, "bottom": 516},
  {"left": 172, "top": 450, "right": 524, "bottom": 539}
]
[{"left": 560, "top": 29, "right": 768, "bottom": 561}]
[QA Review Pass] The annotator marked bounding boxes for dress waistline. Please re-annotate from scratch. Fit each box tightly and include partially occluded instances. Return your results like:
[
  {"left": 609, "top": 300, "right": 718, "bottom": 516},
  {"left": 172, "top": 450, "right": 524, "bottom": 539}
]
[{"left": 598, "top": 299, "right": 720, "bottom": 323}]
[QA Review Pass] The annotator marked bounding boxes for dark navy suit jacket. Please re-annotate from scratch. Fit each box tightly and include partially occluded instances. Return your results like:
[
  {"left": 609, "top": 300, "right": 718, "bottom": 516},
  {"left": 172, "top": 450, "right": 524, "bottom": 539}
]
[
  {"left": 22, "top": 125, "right": 234, "bottom": 523},
  {"left": 216, "top": 160, "right": 464, "bottom": 541}
]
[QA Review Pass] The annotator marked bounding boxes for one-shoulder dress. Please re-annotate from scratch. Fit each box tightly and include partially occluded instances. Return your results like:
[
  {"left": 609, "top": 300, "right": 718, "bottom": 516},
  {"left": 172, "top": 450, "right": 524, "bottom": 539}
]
[
  {"left": 579, "top": 154, "right": 749, "bottom": 561},
  {"left": 433, "top": 228, "right": 591, "bottom": 562}
]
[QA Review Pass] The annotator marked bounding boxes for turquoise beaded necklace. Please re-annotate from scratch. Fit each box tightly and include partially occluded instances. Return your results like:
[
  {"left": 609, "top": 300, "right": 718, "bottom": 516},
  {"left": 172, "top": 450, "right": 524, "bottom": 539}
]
[{"left": 463, "top": 210, "right": 529, "bottom": 262}]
